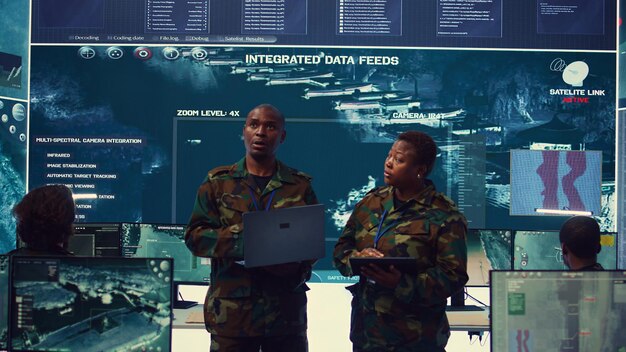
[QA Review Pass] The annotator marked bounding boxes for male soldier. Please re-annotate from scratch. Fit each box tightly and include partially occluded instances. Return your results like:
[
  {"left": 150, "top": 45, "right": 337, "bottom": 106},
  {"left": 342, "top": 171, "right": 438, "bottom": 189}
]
[
  {"left": 559, "top": 216, "right": 604, "bottom": 271},
  {"left": 185, "top": 104, "right": 318, "bottom": 352}
]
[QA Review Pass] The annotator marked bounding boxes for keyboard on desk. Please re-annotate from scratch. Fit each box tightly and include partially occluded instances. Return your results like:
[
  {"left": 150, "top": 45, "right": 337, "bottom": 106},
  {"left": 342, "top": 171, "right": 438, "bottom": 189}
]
[
  {"left": 446, "top": 305, "right": 485, "bottom": 312},
  {"left": 186, "top": 310, "right": 205, "bottom": 324}
]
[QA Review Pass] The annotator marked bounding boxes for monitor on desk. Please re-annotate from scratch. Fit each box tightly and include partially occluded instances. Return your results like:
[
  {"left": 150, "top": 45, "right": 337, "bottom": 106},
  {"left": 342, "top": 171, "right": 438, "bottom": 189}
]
[
  {"left": 513, "top": 230, "right": 617, "bottom": 270},
  {"left": 69, "top": 223, "right": 122, "bottom": 256},
  {"left": 490, "top": 270, "right": 626, "bottom": 351},
  {"left": 9, "top": 256, "right": 173, "bottom": 352},
  {"left": 121, "top": 223, "right": 211, "bottom": 309}
]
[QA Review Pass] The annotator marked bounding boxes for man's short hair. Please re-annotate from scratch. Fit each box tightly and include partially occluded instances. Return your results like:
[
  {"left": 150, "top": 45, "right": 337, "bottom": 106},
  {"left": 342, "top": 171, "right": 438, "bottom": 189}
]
[
  {"left": 559, "top": 216, "right": 601, "bottom": 259},
  {"left": 248, "top": 104, "right": 285, "bottom": 126}
]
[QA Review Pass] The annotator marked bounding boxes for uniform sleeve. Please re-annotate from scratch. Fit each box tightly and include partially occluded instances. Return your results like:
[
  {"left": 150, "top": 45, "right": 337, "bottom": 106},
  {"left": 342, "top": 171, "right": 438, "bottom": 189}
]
[
  {"left": 394, "top": 216, "right": 468, "bottom": 306},
  {"left": 332, "top": 205, "right": 360, "bottom": 277},
  {"left": 185, "top": 178, "right": 244, "bottom": 259},
  {"left": 298, "top": 182, "right": 320, "bottom": 282},
  {"left": 304, "top": 182, "right": 319, "bottom": 206}
]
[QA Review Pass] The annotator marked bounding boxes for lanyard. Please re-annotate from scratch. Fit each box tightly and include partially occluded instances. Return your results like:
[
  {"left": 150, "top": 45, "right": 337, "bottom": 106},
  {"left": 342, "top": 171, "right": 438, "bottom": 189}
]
[
  {"left": 247, "top": 185, "right": 276, "bottom": 212},
  {"left": 373, "top": 208, "right": 408, "bottom": 249}
]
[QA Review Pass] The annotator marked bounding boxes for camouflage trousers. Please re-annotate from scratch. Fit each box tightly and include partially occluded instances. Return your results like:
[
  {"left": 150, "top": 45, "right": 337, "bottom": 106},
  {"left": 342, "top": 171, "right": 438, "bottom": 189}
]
[
  {"left": 210, "top": 331, "right": 308, "bottom": 352},
  {"left": 348, "top": 284, "right": 449, "bottom": 352}
]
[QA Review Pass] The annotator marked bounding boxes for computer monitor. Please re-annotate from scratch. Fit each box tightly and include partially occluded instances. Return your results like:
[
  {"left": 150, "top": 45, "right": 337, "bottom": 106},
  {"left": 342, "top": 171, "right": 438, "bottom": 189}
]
[
  {"left": 121, "top": 223, "right": 210, "bottom": 308},
  {"left": 490, "top": 270, "right": 626, "bottom": 351},
  {"left": 0, "top": 255, "right": 8, "bottom": 350},
  {"left": 9, "top": 256, "right": 173, "bottom": 352},
  {"left": 69, "top": 223, "right": 121, "bottom": 256},
  {"left": 509, "top": 149, "right": 602, "bottom": 216},
  {"left": 466, "top": 229, "right": 513, "bottom": 287},
  {"left": 513, "top": 230, "right": 617, "bottom": 269}
]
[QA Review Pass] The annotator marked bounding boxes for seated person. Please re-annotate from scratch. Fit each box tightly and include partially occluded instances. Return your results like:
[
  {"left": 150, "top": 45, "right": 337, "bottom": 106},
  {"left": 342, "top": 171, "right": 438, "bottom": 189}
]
[
  {"left": 559, "top": 216, "right": 603, "bottom": 270},
  {"left": 7, "top": 184, "right": 75, "bottom": 256}
]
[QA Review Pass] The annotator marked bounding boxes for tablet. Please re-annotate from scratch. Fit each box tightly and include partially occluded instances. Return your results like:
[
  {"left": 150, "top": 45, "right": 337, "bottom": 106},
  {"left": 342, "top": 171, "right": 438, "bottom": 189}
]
[{"left": 349, "top": 257, "right": 419, "bottom": 275}]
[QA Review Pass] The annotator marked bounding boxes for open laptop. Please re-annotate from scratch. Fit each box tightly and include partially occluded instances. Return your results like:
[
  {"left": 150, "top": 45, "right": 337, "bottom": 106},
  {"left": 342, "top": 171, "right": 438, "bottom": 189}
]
[{"left": 243, "top": 204, "right": 325, "bottom": 268}]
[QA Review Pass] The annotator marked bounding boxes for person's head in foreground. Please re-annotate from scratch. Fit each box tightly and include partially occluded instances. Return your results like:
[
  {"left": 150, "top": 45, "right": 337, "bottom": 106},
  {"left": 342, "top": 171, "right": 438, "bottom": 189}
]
[{"left": 13, "top": 184, "right": 75, "bottom": 251}]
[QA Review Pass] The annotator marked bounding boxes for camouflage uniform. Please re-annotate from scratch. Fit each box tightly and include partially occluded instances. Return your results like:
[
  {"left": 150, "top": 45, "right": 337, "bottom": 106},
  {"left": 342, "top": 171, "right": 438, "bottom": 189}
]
[
  {"left": 6, "top": 246, "right": 73, "bottom": 256},
  {"left": 185, "top": 157, "right": 318, "bottom": 341},
  {"left": 333, "top": 180, "right": 468, "bottom": 352},
  {"left": 577, "top": 263, "right": 604, "bottom": 271}
]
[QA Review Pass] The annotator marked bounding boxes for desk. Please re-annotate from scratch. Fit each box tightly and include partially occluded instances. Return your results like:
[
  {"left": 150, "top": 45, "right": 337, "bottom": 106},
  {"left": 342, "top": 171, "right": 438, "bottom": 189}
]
[
  {"left": 172, "top": 285, "right": 492, "bottom": 351},
  {"left": 448, "top": 307, "right": 490, "bottom": 332},
  {"left": 173, "top": 305, "right": 204, "bottom": 329},
  {"left": 174, "top": 305, "right": 490, "bottom": 332}
]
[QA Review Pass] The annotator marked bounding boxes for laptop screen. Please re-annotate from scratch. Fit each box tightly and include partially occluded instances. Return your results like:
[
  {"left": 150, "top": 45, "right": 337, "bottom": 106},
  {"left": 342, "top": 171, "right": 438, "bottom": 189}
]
[{"left": 243, "top": 204, "right": 325, "bottom": 268}]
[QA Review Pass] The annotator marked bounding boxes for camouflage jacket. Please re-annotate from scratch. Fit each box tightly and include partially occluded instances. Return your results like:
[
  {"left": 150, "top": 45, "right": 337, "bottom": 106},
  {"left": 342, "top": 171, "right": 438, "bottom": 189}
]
[
  {"left": 333, "top": 181, "right": 468, "bottom": 350},
  {"left": 185, "top": 157, "right": 318, "bottom": 337}
]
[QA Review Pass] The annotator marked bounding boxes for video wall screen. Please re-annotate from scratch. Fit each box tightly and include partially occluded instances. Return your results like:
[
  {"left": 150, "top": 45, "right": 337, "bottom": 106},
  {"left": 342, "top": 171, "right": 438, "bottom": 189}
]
[
  {"left": 513, "top": 230, "right": 618, "bottom": 270},
  {"left": 0, "top": 96, "right": 27, "bottom": 254},
  {"left": 69, "top": 223, "right": 121, "bottom": 257},
  {"left": 510, "top": 150, "right": 602, "bottom": 216},
  {"left": 466, "top": 229, "right": 512, "bottom": 287},
  {"left": 21, "top": 45, "right": 617, "bottom": 278},
  {"left": 0, "top": 0, "right": 29, "bottom": 100},
  {"left": 0, "top": 1, "right": 621, "bottom": 270},
  {"left": 26, "top": 46, "right": 617, "bottom": 227},
  {"left": 0, "top": 255, "right": 8, "bottom": 350},
  {"left": 28, "top": 0, "right": 616, "bottom": 50},
  {"left": 121, "top": 223, "right": 211, "bottom": 285}
]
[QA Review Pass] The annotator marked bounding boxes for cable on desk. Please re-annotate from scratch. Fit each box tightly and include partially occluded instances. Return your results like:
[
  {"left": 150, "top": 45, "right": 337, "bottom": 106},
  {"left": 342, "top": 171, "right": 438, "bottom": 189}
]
[{"left": 464, "top": 287, "right": 488, "bottom": 307}]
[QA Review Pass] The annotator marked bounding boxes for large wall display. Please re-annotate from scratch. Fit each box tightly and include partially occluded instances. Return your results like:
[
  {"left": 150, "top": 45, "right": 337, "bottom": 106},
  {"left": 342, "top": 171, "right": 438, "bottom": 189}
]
[
  {"left": 616, "top": 0, "right": 624, "bottom": 270},
  {"left": 0, "top": 255, "right": 8, "bottom": 350},
  {"left": 513, "top": 230, "right": 618, "bottom": 270},
  {"left": 0, "top": 1, "right": 620, "bottom": 271},
  {"left": 29, "top": 0, "right": 616, "bottom": 50},
  {"left": 25, "top": 46, "right": 616, "bottom": 278},
  {"left": 510, "top": 150, "right": 602, "bottom": 216},
  {"left": 0, "top": 0, "right": 29, "bottom": 100},
  {"left": 617, "top": 2, "right": 626, "bottom": 109},
  {"left": 0, "top": 97, "right": 27, "bottom": 253},
  {"left": 0, "top": 0, "right": 29, "bottom": 254},
  {"left": 617, "top": 2, "right": 626, "bottom": 270}
]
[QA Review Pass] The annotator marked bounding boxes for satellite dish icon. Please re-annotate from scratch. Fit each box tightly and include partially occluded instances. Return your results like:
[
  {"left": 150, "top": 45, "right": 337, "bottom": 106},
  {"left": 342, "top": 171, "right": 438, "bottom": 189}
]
[{"left": 561, "top": 61, "right": 589, "bottom": 87}]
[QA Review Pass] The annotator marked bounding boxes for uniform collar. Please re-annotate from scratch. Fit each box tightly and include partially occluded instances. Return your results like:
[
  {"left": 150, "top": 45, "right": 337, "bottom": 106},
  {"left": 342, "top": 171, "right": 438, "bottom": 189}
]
[
  {"left": 374, "top": 179, "right": 437, "bottom": 210},
  {"left": 576, "top": 262, "right": 604, "bottom": 271},
  {"left": 231, "top": 157, "right": 296, "bottom": 195}
]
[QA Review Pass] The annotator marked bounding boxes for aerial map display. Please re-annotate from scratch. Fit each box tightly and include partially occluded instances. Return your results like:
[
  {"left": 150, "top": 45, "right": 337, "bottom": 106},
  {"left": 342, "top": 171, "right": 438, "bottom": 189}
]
[{"left": 10, "top": 257, "right": 172, "bottom": 352}]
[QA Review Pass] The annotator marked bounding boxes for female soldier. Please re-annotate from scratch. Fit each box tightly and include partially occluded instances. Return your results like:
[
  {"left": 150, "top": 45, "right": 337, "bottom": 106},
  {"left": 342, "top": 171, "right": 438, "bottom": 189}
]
[{"left": 333, "top": 131, "right": 468, "bottom": 351}]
